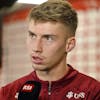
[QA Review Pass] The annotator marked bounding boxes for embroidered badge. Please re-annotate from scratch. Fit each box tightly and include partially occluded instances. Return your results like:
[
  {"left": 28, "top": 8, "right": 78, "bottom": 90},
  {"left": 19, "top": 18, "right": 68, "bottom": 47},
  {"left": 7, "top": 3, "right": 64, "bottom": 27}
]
[
  {"left": 15, "top": 92, "right": 19, "bottom": 99},
  {"left": 66, "top": 91, "right": 85, "bottom": 99}
]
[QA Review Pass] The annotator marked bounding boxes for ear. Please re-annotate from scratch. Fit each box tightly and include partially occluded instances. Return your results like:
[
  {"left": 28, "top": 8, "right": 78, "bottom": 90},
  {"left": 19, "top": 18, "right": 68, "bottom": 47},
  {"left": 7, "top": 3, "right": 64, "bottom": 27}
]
[{"left": 66, "top": 37, "right": 76, "bottom": 52}]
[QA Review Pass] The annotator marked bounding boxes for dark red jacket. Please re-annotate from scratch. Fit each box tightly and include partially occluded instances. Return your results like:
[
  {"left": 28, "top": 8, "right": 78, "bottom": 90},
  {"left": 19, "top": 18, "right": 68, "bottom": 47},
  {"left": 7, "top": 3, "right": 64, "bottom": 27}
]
[{"left": 0, "top": 65, "right": 100, "bottom": 100}]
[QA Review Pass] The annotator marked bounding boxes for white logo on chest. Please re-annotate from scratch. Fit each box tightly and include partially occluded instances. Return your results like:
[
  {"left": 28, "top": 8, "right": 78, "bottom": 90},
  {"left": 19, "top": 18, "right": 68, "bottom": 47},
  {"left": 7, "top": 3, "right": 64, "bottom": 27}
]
[{"left": 66, "top": 91, "right": 85, "bottom": 99}]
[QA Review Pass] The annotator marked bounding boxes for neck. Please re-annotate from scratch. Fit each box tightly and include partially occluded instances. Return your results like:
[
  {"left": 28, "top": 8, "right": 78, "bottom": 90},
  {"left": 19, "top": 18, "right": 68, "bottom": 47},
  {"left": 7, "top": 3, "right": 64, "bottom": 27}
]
[{"left": 36, "top": 63, "right": 69, "bottom": 82}]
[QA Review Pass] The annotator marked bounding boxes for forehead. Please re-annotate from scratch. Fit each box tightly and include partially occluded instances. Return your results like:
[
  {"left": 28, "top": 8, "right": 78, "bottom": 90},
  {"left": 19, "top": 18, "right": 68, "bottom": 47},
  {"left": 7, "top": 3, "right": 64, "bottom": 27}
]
[{"left": 28, "top": 20, "right": 70, "bottom": 36}]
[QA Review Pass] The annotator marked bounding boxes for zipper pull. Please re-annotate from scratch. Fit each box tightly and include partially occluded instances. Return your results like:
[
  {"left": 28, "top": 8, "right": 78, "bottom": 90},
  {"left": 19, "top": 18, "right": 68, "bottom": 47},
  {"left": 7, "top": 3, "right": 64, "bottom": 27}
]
[{"left": 48, "top": 82, "right": 51, "bottom": 95}]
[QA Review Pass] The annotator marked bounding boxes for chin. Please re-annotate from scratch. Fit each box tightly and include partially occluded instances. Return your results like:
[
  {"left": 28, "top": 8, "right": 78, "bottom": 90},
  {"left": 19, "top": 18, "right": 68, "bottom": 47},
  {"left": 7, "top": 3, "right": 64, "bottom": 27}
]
[
  {"left": 32, "top": 66, "right": 50, "bottom": 72},
  {"left": 32, "top": 65, "right": 46, "bottom": 71}
]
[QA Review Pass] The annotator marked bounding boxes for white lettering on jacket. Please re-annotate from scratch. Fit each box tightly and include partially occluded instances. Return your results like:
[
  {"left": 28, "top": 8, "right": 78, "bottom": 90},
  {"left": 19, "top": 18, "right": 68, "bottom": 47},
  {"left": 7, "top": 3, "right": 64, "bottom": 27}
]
[{"left": 66, "top": 91, "right": 85, "bottom": 99}]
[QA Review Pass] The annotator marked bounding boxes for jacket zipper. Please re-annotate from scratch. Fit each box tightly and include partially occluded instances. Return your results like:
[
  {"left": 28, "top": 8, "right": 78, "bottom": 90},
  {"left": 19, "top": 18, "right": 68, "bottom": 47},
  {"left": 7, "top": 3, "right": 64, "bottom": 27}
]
[{"left": 48, "top": 82, "right": 52, "bottom": 96}]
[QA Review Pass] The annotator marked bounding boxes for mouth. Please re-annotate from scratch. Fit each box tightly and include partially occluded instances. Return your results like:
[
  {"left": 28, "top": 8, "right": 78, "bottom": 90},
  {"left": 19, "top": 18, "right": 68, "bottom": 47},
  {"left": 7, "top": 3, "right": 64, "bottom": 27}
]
[{"left": 32, "top": 56, "right": 43, "bottom": 64}]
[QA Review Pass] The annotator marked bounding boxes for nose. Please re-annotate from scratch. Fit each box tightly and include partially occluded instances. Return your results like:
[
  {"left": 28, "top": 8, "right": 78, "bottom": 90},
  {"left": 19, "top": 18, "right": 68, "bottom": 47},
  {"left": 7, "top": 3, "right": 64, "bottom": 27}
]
[{"left": 32, "top": 38, "right": 43, "bottom": 53}]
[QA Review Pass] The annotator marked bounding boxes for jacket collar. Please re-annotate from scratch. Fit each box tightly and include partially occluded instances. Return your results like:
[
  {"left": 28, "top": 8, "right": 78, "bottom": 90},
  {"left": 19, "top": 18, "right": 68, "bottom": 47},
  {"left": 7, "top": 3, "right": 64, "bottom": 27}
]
[{"left": 31, "top": 64, "right": 78, "bottom": 88}]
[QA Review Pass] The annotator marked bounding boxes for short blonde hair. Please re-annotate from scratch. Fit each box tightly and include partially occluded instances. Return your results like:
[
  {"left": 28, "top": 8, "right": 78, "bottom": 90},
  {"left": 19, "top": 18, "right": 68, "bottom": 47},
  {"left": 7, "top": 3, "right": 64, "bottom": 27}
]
[{"left": 29, "top": 0, "right": 78, "bottom": 36}]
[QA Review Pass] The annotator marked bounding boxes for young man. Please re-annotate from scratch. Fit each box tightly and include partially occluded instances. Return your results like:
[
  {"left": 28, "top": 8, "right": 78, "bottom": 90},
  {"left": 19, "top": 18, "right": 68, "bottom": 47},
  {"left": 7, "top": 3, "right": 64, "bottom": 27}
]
[{"left": 0, "top": 0, "right": 100, "bottom": 100}]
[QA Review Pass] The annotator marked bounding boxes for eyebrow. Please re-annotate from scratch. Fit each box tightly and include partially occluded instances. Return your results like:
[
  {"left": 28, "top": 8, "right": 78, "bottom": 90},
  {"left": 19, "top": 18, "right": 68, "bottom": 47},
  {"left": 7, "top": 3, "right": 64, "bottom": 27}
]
[
  {"left": 28, "top": 30, "right": 57, "bottom": 37},
  {"left": 28, "top": 31, "right": 35, "bottom": 35}
]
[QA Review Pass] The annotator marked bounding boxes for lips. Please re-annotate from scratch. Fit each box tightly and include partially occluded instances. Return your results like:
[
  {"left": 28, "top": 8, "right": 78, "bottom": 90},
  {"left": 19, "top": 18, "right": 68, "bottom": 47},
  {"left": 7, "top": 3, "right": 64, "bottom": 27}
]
[{"left": 32, "top": 56, "right": 43, "bottom": 64}]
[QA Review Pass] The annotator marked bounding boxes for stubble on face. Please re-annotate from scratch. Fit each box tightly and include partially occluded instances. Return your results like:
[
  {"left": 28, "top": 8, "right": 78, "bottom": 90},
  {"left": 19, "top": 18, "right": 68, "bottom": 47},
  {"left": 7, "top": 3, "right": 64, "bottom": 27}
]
[{"left": 27, "top": 20, "right": 70, "bottom": 75}]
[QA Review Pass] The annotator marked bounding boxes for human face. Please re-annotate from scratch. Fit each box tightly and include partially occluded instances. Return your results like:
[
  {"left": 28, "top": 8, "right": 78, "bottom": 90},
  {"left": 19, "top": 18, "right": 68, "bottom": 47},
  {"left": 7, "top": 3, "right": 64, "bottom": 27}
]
[{"left": 27, "top": 20, "right": 69, "bottom": 71}]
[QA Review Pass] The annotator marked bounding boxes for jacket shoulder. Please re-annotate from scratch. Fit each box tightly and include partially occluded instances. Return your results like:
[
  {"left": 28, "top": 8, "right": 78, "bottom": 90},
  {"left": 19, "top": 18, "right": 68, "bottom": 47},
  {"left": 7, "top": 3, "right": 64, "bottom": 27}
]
[
  {"left": 77, "top": 72, "right": 100, "bottom": 87},
  {"left": 75, "top": 72, "right": 100, "bottom": 99},
  {"left": 0, "top": 71, "right": 35, "bottom": 99}
]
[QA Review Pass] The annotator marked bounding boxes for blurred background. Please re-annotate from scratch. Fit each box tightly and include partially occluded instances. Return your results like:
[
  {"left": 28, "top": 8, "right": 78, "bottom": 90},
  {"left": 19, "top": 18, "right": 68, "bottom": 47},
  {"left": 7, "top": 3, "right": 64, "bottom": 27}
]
[{"left": 0, "top": 0, "right": 100, "bottom": 86}]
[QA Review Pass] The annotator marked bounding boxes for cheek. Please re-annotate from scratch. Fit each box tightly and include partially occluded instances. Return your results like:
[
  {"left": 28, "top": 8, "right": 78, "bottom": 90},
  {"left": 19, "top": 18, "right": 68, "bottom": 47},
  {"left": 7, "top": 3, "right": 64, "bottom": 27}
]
[
  {"left": 55, "top": 42, "right": 66, "bottom": 53},
  {"left": 26, "top": 38, "right": 32, "bottom": 53},
  {"left": 45, "top": 43, "right": 66, "bottom": 58},
  {"left": 54, "top": 47, "right": 66, "bottom": 57}
]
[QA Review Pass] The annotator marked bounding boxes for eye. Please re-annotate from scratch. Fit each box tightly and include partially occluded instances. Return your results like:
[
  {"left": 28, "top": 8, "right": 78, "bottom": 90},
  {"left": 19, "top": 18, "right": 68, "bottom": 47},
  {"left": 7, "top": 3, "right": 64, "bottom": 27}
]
[
  {"left": 28, "top": 31, "right": 36, "bottom": 39},
  {"left": 44, "top": 35, "right": 54, "bottom": 41}
]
